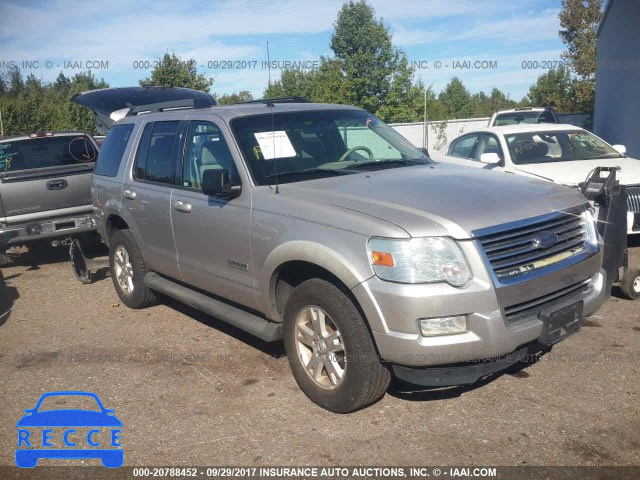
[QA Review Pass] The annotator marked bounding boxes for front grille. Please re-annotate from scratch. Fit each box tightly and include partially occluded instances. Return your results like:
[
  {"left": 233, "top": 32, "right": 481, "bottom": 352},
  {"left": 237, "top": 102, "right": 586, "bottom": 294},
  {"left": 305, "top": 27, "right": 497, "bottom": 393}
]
[
  {"left": 504, "top": 278, "right": 591, "bottom": 323},
  {"left": 626, "top": 185, "right": 640, "bottom": 213},
  {"left": 475, "top": 208, "right": 588, "bottom": 284}
]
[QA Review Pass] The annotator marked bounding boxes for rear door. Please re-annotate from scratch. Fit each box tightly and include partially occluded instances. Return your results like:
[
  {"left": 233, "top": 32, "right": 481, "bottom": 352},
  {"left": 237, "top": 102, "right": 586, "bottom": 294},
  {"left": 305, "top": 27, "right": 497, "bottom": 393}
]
[
  {"left": 72, "top": 86, "right": 217, "bottom": 135},
  {"left": 122, "top": 117, "right": 184, "bottom": 279},
  {"left": 0, "top": 134, "right": 97, "bottom": 225}
]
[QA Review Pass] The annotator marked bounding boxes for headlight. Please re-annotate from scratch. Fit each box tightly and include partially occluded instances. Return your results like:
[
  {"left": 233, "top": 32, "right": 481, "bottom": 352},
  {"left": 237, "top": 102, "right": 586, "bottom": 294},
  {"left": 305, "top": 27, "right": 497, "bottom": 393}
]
[
  {"left": 582, "top": 209, "right": 599, "bottom": 247},
  {"left": 368, "top": 237, "right": 472, "bottom": 286}
]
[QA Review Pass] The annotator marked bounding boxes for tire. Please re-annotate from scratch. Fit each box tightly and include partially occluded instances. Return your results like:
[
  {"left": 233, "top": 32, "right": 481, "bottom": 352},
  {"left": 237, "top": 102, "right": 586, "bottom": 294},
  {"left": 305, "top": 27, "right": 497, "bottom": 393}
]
[
  {"left": 109, "top": 229, "right": 158, "bottom": 309},
  {"left": 620, "top": 268, "right": 640, "bottom": 300},
  {"left": 283, "top": 278, "right": 390, "bottom": 413}
]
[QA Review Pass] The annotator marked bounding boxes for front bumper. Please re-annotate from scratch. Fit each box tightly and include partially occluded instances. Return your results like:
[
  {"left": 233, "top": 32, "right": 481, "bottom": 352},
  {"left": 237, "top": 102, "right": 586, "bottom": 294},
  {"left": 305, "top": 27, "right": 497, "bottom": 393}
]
[
  {"left": 351, "top": 239, "right": 606, "bottom": 370},
  {"left": 392, "top": 341, "right": 550, "bottom": 387},
  {"left": 0, "top": 214, "right": 95, "bottom": 246}
]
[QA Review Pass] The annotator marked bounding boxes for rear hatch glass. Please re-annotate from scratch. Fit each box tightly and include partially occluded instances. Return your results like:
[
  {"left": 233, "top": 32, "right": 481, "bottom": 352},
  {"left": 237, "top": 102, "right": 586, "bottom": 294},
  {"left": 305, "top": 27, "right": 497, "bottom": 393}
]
[{"left": 0, "top": 135, "right": 98, "bottom": 172}]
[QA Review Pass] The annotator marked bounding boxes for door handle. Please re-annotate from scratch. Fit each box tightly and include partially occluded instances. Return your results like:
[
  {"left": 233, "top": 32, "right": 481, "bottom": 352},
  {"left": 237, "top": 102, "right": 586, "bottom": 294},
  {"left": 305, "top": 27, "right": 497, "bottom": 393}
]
[
  {"left": 123, "top": 190, "right": 137, "bottom": 200},
  {"left": 174, "top": 200, "right": 192, "bottom": 213},
  {"left": 47, "top": 179, "right": 68, "bottom": 190}
]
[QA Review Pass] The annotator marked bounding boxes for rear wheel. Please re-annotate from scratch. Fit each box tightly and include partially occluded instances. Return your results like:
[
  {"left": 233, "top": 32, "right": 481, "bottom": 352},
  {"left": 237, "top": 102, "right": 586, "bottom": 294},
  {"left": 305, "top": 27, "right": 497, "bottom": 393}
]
[
  {"left": 109, "top": 229, "right": 157, "bottom": 308},
  {"left": 283, "top": 278, "right": 390, "bottom": 413},
  {"left": 620, "top": 268, "right": 640, "bottom": 300}
]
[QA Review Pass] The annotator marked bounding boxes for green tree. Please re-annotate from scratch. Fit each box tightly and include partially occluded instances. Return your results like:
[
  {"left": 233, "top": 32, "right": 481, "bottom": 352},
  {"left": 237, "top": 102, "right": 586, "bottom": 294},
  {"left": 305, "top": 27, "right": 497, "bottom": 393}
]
[
  {"left": 329, "top": 0, "right": 415, "bottom": 118},
  {"left": 558, "top": 0, "right": 602, "bottom": 111},
  {"left": 0, "top": 68, "right": 108, "bottom": 135},
  {"left": 420, "top": 83, "right": 446, "bottom": 121},
  {"left": 8, "top": 66, "right": 24, "bottom": 95},
  {"left": 217, "top": 90, "right": 254, "bottom": 105},
  {"left": 140, "top": 53, "right": 213, "bottom": 92},
  {"left": 527, "top": 65, "right": 574, "bottom": 112},
  {"left": 263, "top": 1, "right": 418, "bottom": 122},
  {"left": 0, "top": 70, "right": 7, "bottom": 95},
  {"left": 438, "top": 77, "right": 473, "bottom": 119},
  {"left": 264, "top": 68, "right": 317, "bottom": 100},
  {"left": 53, "top": 72, "right": 71, "bottom": 94}
]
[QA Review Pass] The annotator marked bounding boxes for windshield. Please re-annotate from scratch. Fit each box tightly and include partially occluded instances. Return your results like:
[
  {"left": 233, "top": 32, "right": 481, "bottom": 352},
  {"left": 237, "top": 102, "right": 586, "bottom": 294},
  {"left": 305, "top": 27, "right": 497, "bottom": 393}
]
[
  {"left": 495, "top": 111, "right": 555, "bottom": 126},
  {"left": 231, "top": 109, "right": 430, "bottom": 185},
  {"left": 506, "top": 130, "right": 623, "bottom": 165},
  {"left": 0, "top": 135, "right": 98, "bottom": 172}
]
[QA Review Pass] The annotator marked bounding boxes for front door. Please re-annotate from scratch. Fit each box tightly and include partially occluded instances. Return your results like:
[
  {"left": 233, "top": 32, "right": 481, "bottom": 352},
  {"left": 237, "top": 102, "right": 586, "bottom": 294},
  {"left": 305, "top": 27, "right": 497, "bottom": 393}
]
[{"left": 170, "top": 117, "right": 255, "bottom": 310}]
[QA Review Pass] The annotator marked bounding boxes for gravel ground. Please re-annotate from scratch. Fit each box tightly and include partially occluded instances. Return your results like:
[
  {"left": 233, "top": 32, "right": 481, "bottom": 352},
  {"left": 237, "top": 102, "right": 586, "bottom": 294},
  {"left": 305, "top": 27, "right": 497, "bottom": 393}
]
[{"left": 0, "top": 244, "right": 639, "bottom": 468}]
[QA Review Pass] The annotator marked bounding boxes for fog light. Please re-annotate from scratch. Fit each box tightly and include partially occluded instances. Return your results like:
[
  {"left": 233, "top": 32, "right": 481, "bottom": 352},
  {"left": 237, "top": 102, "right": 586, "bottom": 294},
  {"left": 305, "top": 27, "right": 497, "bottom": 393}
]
[{"left": 419, "top": 315, "right": 467, "bottom": 336}]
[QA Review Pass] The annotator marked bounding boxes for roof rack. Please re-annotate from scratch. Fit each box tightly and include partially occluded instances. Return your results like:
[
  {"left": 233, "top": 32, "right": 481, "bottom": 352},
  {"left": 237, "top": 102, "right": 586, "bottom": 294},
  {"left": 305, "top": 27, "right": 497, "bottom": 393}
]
[{"left": 239, "top": 96, "right": 310, "bottom": 105}]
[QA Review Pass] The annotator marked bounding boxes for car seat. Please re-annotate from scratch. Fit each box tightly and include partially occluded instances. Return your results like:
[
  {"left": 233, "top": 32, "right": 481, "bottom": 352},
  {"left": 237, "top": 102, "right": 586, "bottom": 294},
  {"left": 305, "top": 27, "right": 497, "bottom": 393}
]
[{"left": 200, "top": 140, "right": 239, "bottom": 184}]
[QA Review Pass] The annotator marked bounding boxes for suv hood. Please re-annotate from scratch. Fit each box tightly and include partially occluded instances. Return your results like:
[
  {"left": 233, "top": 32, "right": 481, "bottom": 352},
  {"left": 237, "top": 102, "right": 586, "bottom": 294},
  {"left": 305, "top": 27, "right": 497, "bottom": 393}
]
[
  {"left": 279, "top": 163, "right": 587, "bottom": 239},
  {"left": 513, "top": 156, "right": 640, "bottom": 187},
  {"left": 71, "top": 86, "right": 217, "bottom": 134}
]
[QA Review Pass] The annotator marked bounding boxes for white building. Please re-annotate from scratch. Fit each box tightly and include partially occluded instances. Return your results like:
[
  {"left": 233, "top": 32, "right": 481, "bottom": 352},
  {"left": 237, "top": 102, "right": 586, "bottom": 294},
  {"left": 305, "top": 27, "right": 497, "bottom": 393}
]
[{"left": 594, "top": 0, "right": 640, "bottom": 158}]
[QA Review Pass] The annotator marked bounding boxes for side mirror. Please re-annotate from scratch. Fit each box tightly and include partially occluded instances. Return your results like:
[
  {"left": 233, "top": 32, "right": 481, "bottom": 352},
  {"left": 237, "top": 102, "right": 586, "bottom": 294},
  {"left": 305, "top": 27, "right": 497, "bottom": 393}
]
[
  {"left": 612, "top": 144, "right": 627, "bottom": 155},
  {"left": 202, "top": 169, "right": 241, "bottom": 198},
  {"left": 480, "top": 152, "right": 501, "bottom": 164},
  {"left": 419, "top": 147, "right": 430, "bottom": 156}
]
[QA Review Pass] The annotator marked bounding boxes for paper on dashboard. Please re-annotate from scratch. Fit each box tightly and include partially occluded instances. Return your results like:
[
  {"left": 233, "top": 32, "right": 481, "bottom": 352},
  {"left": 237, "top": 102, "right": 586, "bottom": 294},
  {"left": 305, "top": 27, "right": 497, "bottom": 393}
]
[{"left": 254, "top": 131, "right": 296, "bottom": 160}]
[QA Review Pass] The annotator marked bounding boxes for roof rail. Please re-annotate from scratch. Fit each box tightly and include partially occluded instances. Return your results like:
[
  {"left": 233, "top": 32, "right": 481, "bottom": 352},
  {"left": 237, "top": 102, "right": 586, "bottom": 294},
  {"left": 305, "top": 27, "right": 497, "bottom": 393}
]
[{"left": 239, "top": 96, "right": 310, "bottom": 105}]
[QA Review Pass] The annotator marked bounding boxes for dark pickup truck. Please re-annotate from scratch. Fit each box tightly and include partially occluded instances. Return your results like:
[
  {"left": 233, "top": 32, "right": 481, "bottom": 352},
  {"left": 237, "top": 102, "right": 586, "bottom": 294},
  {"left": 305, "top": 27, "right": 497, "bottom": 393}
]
[{"left": 0, "top": 132, "right": 98, "bottom": 256}]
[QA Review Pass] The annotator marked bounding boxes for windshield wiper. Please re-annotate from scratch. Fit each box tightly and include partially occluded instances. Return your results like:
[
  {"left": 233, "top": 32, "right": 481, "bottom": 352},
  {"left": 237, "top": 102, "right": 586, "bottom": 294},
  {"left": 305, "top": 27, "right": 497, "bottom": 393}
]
[
  {"left": 346, "top": 159, "right": 425, "bottom": 170},
  {"left": 263, "top": 168, "right": 350, "bottom": 181}
]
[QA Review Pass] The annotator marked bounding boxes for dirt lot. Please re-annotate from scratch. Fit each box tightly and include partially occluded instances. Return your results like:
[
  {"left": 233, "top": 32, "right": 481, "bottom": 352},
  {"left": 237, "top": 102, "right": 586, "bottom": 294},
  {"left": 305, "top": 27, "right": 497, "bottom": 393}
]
[{"left": 1, "top": 244, "right": 639, "bottom": 468}]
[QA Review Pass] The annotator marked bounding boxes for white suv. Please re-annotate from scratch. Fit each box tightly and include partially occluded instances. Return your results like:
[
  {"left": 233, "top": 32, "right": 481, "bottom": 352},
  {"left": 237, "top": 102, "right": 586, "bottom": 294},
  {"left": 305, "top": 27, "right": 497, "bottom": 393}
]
[{"left": 488, "top": 107, "right": 559, "bottom": 127}]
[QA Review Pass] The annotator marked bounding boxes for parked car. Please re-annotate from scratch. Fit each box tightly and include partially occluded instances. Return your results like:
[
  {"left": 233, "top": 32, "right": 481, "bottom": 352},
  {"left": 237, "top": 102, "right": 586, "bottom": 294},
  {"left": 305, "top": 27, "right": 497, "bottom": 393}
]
[
  {"left": 432, "top": 124, "right": 640, "bottom": 234},
  {"left": 75, "top": 87, "right": 607, "bottom": 413},
  {"left": 488, "top": 107, "right": 559, "bottom": 127},
  {"left": 0, "top": 131, "right": 99, "bottom": 262}
]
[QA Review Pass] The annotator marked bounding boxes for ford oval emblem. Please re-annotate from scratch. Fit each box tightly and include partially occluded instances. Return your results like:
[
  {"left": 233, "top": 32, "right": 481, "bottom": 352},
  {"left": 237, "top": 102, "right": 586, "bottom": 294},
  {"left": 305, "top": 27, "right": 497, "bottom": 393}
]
[{"left": 532, "top": 232, "right": 559, "bottom": 249}]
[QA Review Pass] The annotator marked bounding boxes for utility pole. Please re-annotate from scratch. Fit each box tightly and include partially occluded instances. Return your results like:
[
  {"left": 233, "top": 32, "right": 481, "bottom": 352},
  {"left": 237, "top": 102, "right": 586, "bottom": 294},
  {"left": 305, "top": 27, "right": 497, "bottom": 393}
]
[
  {"left": 423, "top": 88, "right": 428, "bottom": 149},
  {"left": 267, "top": 41, "right": 271, "bottom": 88}
]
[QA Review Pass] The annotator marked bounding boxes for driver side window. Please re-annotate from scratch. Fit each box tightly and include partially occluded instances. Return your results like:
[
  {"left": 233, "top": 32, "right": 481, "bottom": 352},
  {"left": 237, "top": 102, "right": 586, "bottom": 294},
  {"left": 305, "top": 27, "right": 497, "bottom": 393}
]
[
  {"left": 182, "top": 121, "right": 240, "bottom": 190},
  {"left": 339, "top": 123, "right": 403, "bottom": 160}
]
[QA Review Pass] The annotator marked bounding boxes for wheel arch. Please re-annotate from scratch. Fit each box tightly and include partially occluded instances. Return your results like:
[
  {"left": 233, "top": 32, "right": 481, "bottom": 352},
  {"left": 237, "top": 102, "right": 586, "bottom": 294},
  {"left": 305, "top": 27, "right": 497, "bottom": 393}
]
[
  {"left": 104, "top": 214, "right": 129, "bottom": 245},
  {"left": 261, "top": 241, "right": 371, "bottom": 322}
]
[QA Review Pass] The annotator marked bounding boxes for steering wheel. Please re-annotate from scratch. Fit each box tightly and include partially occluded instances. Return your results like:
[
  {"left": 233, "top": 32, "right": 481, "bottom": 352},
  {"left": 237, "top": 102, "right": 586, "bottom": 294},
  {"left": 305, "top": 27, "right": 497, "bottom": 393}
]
[{"left": 338, "top": 145, "right": 374, "bottom": 163}]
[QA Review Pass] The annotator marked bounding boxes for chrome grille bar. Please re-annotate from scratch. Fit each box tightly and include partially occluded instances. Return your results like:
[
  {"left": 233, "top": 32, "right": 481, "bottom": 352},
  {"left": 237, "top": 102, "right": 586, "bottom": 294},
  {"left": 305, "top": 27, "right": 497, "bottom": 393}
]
[
  {"left": 626, "top": 185, "right": 640, "bottom": 213},
  {"left": 474, "top": 208, "right": 589, "bottom": 283}
]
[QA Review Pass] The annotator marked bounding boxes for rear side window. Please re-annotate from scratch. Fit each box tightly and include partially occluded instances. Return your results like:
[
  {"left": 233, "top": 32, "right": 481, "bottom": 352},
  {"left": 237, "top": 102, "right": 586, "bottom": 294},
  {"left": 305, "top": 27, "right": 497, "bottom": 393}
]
[
  {"left": 0, "top": 135, "right": 98, "bottom": 172},
  {"left": 134, "top": 121, "right": 180, "bottom": 185},
  {"left": 95, "top": 124, "right": 134, "bottom": 177}
]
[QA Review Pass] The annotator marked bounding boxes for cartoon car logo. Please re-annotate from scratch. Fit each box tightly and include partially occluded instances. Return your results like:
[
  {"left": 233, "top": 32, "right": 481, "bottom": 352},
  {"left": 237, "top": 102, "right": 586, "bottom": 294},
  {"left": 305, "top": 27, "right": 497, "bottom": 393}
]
[{"left": 15, "top": 391, "right": 123, "bottom": 468}]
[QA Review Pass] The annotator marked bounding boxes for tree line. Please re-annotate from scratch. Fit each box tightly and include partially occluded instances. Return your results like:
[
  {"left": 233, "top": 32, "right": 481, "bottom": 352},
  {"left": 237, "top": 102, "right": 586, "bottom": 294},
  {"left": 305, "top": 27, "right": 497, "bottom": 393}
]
[{"left": 0, "top": 0, "right": 600, "bottom": 136}]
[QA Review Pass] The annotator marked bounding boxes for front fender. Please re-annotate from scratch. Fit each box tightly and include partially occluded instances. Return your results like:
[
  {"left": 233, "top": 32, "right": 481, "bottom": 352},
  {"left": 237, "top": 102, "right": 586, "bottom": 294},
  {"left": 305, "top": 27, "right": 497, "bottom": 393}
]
[{"left": 259, "top": 240, "right": 372, "bottom": 321}]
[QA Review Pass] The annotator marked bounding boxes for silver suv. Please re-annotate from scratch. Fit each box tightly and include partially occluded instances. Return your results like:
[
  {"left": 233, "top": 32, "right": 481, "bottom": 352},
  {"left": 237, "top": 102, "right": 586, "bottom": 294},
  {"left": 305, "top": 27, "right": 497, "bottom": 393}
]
[{"left": 76, "top": 87, "right": 607, "bottom": 413}]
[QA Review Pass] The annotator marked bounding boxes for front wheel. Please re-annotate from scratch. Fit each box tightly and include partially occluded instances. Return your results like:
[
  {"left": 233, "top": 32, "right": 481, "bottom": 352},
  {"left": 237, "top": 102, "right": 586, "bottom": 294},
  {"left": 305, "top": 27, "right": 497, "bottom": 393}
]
[
  {"left": 109, "top": 229, "right": 158, "bottom": 309},
  {"left": 283, "top": 278, "right": 390, "bottom": 413}
]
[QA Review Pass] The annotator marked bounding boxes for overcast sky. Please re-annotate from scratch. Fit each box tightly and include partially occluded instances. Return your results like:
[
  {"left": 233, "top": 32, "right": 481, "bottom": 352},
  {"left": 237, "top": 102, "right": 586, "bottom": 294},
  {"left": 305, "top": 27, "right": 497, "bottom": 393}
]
[{"left": 0, "top": 0, "right": 567, "bottom": 100}]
